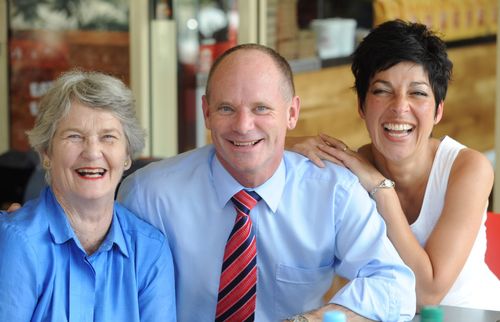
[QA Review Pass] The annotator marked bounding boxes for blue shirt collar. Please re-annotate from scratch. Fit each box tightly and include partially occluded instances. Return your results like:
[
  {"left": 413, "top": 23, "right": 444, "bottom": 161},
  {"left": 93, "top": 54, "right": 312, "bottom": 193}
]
[
  {"left": 44, "top": 187, "right": 129, "bottom": 257},
  {"left": 210, "top": 153, "right": 285, "bottom": 212}
]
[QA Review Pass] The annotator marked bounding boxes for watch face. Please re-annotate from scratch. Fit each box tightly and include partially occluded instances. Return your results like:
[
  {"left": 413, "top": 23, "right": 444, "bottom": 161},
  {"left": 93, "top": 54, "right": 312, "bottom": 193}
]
[{"left": 382, "top": 179, "right": 395, "bottom": 188}]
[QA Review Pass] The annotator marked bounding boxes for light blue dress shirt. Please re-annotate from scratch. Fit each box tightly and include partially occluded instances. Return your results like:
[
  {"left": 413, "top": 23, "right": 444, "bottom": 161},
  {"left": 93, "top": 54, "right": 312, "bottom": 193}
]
[
  {"left": 0, "top": 187, "right": 176, "bottom": 322},
  {"left": 118, "top": 145, "right": 416, "bottom": 322}
]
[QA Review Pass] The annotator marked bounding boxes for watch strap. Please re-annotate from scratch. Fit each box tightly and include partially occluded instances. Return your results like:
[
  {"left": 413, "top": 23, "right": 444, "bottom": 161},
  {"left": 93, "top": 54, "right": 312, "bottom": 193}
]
[{"left": 369, "top": 178, "right": 395, "bottom": 197}]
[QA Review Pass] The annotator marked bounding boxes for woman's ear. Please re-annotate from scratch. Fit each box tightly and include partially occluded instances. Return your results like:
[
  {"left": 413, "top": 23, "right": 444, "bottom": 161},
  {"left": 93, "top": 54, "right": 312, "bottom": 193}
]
[
  {"left": 42, "top": 151, "right": 51, "bottom": 170},
  {"left": 357, "top": 99, "right": 366, "bottom": 119},
  {"left": 434, "top": 101, "right": 444, "bottom": 124},
  {"left": 124, "top": 156, "right": 132, "bottom": 171}
]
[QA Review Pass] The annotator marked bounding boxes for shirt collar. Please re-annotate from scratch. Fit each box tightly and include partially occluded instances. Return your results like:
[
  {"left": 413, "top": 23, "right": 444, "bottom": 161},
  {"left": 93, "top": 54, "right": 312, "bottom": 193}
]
[
  {"left": 44, "top": 187, "right": 128, "bottom": 257},
  {"left": 211, "top": 154, "right": 285, "bottom": 212},
  {"left": 98, "top": 209, "right": 129, "bottom": 257}
]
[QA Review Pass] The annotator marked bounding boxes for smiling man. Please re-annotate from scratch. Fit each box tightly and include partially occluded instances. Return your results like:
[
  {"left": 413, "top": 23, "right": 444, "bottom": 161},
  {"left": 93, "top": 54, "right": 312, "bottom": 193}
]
[{"left": 118, "top": 44, "right": 416, "bottom": 322}]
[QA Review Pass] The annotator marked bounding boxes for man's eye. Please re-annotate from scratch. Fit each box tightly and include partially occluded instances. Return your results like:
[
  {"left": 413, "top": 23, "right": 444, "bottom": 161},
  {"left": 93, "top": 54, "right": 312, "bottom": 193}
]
[{"left": 218, "top": 106, "right": 233, "bottom": 113}]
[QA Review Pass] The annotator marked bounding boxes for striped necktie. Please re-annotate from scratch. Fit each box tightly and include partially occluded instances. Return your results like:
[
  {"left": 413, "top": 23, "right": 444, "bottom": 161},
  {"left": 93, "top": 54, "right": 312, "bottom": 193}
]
[{"left": 215, "top": 190, "right": 261, "bottom": 322}]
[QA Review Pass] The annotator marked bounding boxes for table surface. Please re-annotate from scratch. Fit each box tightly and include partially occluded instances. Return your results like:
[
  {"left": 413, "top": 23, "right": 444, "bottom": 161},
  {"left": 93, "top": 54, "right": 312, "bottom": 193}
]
[{"left": 410, "top": 305, "right": 500, "bottom": 322}]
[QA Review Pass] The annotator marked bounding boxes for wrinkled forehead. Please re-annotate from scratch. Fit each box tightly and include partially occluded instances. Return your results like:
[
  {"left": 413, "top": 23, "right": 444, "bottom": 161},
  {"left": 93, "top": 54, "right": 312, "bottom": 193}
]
[{"left": 209, "top": 50, "right": 292, "bottom": 101}]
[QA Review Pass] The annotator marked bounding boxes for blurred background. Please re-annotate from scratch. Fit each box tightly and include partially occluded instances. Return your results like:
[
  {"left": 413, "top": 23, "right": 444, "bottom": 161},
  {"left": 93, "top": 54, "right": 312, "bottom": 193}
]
[{"left": 0, "top": 0, "right": 498, "bottom": 209}]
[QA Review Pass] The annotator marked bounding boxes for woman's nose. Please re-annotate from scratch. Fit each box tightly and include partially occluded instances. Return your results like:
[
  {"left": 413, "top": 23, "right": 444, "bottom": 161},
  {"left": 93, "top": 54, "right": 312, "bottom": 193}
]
[
  {"left": 390, "top": 94, "right": 410, "bottom": 114},
  {"left": 82, "top": 137, "right": 103, "bottom": 160}
]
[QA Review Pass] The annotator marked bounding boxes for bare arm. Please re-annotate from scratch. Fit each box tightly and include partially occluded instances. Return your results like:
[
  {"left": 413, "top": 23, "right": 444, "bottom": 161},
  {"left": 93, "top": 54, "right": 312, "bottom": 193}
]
[
  {"left": 388, "top": 149, "right": 492, "bottom": 306},
  {"left": 289, "top": 133, "right": 493, "bottom": 308},
  {"left": 324, "top": 140, "right": 492, "bottom": 307}
]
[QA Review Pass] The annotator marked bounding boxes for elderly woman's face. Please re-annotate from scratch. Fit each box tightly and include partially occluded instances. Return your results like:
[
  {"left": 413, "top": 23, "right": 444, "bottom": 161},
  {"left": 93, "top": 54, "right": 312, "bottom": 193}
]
[{"left": 45, "top": 101, "right": 131, "bottom": 204}]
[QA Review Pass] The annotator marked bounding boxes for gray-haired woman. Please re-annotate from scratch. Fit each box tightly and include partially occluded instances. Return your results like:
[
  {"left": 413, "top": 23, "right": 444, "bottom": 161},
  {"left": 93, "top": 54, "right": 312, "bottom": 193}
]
[{"left": 0, "top": 70, "right": 176, "bottom": 321}]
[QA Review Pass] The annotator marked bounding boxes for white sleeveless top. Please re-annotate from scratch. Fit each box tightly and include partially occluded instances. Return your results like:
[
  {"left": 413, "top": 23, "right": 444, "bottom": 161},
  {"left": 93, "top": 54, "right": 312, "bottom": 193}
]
[{"left": 411, "top": 136, "right": 500, "bottom": 311}]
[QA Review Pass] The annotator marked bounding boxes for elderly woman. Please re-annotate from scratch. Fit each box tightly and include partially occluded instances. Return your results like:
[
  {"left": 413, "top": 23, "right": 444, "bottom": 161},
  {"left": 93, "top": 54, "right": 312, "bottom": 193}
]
[
  {"left": 287, "top": 19, "right": 500, "bottom": 311},
  {"left": 0, "top": 70, "right": 176, "bottom": 321}
]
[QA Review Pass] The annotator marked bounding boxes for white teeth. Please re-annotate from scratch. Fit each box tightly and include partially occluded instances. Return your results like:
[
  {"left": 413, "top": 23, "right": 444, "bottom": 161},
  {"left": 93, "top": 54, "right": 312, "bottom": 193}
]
[
  {"left": 387, "top": 131, "right": 409, "bottom": 138},
  {"left": 76, "top": 169, "right": 106, "bottom": 177},
  {"left": 233, "top": 140, "right": 259, "bottom": 146},
  {"left": 384, "top": 123, "right": 413, "bottom": 131}
]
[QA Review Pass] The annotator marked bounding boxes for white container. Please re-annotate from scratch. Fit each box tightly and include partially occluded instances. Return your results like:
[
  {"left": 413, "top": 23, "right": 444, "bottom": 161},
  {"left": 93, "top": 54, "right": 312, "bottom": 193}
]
[{"left": 311, "top": 18, "right": 357, "bottom": 59}]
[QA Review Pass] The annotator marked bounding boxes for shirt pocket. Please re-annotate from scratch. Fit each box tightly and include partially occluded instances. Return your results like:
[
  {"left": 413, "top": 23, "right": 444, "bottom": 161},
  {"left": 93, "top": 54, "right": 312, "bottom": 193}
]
[{"left": 274, "top": 263, "right": 334, "bottom": 318}]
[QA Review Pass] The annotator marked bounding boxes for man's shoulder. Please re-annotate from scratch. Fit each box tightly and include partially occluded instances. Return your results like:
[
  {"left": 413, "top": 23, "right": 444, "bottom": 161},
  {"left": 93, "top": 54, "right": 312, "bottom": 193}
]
[
  {"left": 127, "top": 145, "right": 214, "bottom": 182},
  {"left": 284, "top": 150, "right": 358, "bottom": 185}
]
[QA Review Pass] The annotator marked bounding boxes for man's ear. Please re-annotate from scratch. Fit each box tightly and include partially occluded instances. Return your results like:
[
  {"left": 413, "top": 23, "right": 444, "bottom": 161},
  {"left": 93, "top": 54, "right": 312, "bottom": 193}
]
[
  {"left": 287, "top": 95, "right": 301, "bottom": 130},
  {"left": 202, "top": 95, "right": 211, "bottom": 130}
]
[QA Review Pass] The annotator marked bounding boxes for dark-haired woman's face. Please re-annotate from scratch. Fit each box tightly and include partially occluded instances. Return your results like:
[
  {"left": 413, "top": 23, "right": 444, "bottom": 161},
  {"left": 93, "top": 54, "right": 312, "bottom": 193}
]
[{"left": 360, "top": 62, "right": 443, "bottom": 162}]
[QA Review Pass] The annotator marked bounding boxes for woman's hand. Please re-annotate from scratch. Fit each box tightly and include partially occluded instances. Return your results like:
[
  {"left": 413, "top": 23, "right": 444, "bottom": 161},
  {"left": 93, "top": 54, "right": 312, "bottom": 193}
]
[
  {"left": 286, "top": 135, "right": 332, "bottom": 168},
  {"left": 318, "top": 133, "right": 387, "bottom": 193},
  {"left": 289, "top": 133, "right": 387, "bottom": 193}
]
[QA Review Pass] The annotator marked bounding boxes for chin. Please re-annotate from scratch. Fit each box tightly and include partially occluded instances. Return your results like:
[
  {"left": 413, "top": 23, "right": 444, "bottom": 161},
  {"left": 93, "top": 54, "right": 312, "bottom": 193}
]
[{"left": 76, "top": 189, "right": 115, "bottom": 201}]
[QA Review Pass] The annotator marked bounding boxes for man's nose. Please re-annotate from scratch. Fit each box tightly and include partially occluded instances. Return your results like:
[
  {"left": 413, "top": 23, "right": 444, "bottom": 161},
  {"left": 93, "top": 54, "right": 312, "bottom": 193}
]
[{"left": 232, "top": 109, "right": 255, "bottom": 133}]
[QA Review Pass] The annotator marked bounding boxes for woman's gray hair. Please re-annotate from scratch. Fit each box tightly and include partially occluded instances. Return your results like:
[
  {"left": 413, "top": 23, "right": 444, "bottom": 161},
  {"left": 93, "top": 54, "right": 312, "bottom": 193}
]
[{"left": 27, "top": 69, "right": 146, "bottom": 163}]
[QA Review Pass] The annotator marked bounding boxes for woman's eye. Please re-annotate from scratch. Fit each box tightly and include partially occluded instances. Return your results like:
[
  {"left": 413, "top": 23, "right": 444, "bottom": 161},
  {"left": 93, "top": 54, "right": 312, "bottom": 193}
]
[
  {"left": 372, "top": 88, "right": 389, "bottom": 95},
  {"left": 67, "top": 134, "right": 82, "bottom": 140},
  {"left": 102, "top": 134, "right": 118, "bottom": 142},
  {"left": 412, "top": 91, "right": 428, "bottom": 97}
]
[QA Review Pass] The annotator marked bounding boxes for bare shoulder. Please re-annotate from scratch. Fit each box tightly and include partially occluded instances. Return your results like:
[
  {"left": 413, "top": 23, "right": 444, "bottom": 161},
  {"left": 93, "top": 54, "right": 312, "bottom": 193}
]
[
  {"left": 452, "top": 148, "right": 493, "bottom": 180},
  {"left": 447, "top": 147, "right": 494, "bottom": 201}
]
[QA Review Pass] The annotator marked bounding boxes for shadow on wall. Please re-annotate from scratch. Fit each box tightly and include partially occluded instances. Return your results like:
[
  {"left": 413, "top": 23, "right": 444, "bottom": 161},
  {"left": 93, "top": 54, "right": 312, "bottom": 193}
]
[{"left": 0, "top": 150, "right": 39, "bottom": 210}]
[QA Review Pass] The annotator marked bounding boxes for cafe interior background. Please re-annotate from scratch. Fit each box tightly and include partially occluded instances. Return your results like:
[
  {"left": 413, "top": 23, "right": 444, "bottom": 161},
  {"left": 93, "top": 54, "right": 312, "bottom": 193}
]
[{"left": 0, "top": 0, "right": 499, "bottom": 212}]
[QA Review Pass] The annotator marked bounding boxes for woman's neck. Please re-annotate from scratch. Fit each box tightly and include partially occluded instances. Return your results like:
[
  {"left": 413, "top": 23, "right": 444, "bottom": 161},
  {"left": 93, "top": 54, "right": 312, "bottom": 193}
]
[
  {"left": 364, "top": 139, "right": 441, "bottom": 223},
  {"left": 368, "top": 139, "right": 439, "bottom": 190},
  {"left": 53, "top": 189, "right": 114, "bottom": 255}
]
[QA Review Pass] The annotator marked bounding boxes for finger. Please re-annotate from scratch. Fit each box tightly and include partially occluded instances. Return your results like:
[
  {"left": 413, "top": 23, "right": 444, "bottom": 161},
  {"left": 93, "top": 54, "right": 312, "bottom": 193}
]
[
  {"left": 306, "top": 152, "right": 326, "bottom": 168},
  {"left": 309, "top": 155, "right": 325, "bottom": 168},
  {"left": 318, "top": 144, "right": 349, "bottom": 157},
  {"left": 318, "top": 145, "right": 357, "bottom": 168},
  {"left": 6, "top": 203, "right": 21, "bottom": 212},
  {"left": 319, "top": 133, "right": 348, "bottom": 151},
  {"left": 314, "top": 149, "right": 347, "bottom": 167}
]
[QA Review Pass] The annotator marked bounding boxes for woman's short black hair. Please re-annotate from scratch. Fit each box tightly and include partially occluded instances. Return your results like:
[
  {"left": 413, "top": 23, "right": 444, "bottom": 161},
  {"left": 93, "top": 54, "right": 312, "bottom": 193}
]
[{"left": 351, "top": 19, "right": 453, "bottom": 111}]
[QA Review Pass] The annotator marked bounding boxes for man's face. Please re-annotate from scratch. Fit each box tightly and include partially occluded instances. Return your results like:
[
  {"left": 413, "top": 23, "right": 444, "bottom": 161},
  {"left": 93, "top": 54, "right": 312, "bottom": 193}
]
[{"left": 202, "top": 49, "right": 300, "bottom": 187}]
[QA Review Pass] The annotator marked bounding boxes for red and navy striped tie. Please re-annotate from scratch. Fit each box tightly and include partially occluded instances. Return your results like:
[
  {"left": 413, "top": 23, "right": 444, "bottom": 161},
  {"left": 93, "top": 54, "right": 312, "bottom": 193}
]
[{"left": 215, "top": 190, "right": 261, "bottom": 322}]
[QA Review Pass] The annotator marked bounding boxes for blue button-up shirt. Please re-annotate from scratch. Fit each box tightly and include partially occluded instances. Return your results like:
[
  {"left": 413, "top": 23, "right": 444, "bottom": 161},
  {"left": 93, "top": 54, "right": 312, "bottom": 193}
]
[
  {"left": 118, "top": 145, "right": 416, "bottom": 322},
  {"left": 0, "top": 187, "right": 176, "bottom": 322}
]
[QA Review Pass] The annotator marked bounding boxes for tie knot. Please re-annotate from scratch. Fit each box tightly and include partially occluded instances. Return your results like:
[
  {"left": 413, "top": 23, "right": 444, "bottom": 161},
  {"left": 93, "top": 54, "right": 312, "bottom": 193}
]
[{"left": 231, "top": 190, "right": 261, "bottom": 214}]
